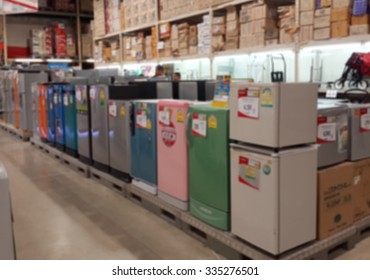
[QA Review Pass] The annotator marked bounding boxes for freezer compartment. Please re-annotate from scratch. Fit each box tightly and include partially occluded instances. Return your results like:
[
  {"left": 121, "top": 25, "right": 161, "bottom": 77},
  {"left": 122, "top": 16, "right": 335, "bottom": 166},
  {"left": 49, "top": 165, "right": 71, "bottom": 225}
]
[
  {"left": 317, "top": 103, "right": 349, "bottom": 168},
  {"left": 230, "top": 143, "right": 318, "bottom": 255},
  {"left": 179, "top": 81, "right": 215, "bottom": 101},
  {"left": 230, "top": 83, "right": 318, "bottom": 148}
]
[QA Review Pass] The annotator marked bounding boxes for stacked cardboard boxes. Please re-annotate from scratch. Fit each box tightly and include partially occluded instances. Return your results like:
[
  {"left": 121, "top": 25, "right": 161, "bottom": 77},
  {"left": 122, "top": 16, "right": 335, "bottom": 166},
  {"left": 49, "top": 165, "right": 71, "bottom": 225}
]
[
  {"left": 93, "top": 0, "right": 106, "bottom": 37},
  {"left": 80, "top": 0, "right": 93, "bottom": 13},
  {"left": 152, "top": 27, "right": 158, "bottom": 58},
  {"left": 350, "top": 0, "right": 369, "bottom": 35},
  {"left": 104, "top": 0, "right": 120, "bottom": 34},
  {"left": 314, "top": 7, "right": 331, "bottom": 40},
  {"left": 278, "top": 4, "right": 296, "bottom": 44},
  {"left": 52, "top": 0, "right": 75, "bottom": 12},
  {"left": 225, "top": 6, "right": 239, "bottom": 50},
  {"left": 198, "top": 15, "right": 211, "bottom": 55},
  {"left": 66, "top": 34, "right": 76, "bottom": 57},
  {"left": 120, "top": 3, "right": 125, "bottom": 31},
  {"left": 300, "top": 0, "right": 315, "bottom": 42},
  {"left": 239, "top": 2, "right": 254, "bottom": 48},
  {"left": 212, "top": 16, "right": 226, "bottom": 52},
  {"left": 331, "top": 5, "right": 350, "bottom": 38},
  {"left": 125, "top": 0, "right": 157, "bottom": 30},
  {"left": 189, "top": 25, "right": 198, "bottom": 55},
  {"left": 54, "top": 23, "right": 67, "bottom": 57},
  {"left": 145, "top": 35, "right": 153, "bottom": 60},
  {"left": 178, "top": 23, "right": 190, "bottom": 56},
  {"left": 81, "top": 33, "right": 93, "bottom": 58},
  {"left": 160, "top": 0, "right": 205, "bottom": 21},
  {"left": 30, "top": 29, "right": 46, "bottom": 57}
]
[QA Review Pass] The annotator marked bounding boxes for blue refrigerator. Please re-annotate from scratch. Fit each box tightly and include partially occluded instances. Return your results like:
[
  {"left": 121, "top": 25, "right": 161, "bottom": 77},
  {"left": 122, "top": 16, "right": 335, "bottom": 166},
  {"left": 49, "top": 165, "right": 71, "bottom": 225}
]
[
  {"left": 47, "top": 85, "right": 56, "bottom": 146},
  {"left": 54, "top": 85, "right": 66, "bottom": 151},
  {"left": 131, "top": 100, "right": 158, "bottom": 195}
]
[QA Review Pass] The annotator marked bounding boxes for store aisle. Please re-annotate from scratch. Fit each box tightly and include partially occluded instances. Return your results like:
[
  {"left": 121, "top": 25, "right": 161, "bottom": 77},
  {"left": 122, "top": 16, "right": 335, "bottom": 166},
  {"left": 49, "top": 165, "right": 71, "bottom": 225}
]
[
  {"left": 1, "top": 129, "right": 370, "bottom": 260},
  {"left": 0, "top": 130, "right": 219, "bottom": 260}
]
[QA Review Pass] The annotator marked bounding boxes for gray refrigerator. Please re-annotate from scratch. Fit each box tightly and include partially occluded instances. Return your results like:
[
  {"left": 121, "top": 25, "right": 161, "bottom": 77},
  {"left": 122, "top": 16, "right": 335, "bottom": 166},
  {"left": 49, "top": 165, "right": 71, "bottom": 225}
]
[
  {"left": 18, "top": 71, "right": 48, "bottom": 131},
  {"left": 178, "top": 80, "right": 215, "bottom": 101}
]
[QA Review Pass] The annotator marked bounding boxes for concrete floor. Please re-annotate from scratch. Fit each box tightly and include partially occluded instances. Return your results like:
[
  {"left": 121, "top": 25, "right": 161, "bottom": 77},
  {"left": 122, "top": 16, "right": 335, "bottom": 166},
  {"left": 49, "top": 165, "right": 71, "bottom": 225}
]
[{"left": 0, "top": 129, "right": 369, "bottom": 260}]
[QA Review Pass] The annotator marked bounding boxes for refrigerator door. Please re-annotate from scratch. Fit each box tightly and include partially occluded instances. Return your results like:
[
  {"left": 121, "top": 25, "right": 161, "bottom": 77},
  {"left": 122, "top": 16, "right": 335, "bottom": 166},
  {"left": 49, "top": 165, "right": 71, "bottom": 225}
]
[
  {"left": 64, "top": 85, "right": 78, "bottom": 155},
  {"left": 55, "top": 85, "right": 66, "bottom": 148},
  {"left": 317, "top": 104, "right": 349, "bottom": 168},
  {"left": 32, "top": 83, "right": 40, "bottom": 140},
  {"left": 230, "top": 144, "right": 317, "bottom": 255},
  {"left": 47, "top": 86, "right": 56, "bottom": 144},
  {"left": 230, "top": 83, "right": 317, "bottom": 148},
  {"left": 188, "top": 105, "right": 230, "bottom": 230},
  {"left": 90, "top": 85, "right": 110, "bottom": 169},
  {"left": 348, "top": 104, "right": 370, "bottom": 161},
  {"left": 131, "top": 101, "right": 157, "bottom": 186},
  {"left": 157, "top": 100, "right": 190, "bottom": 210},
  {"left": 76, "top": 85, "right": 92, "bottom": 163},
  {"left": 39, "top": 85, "right": 48, "bottom": 140},
  {"left": 156, "top": 82, "right": 174, "bottom": 99},
  {"left": 109, "top": 100, "right": 131, "bottom": 179}
]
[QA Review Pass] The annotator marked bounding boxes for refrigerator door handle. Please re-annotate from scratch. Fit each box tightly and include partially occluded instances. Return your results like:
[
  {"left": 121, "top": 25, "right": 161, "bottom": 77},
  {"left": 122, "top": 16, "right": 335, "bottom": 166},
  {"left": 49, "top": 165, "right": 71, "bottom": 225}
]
[
  {"left": 129, "top": 104, "right": 135, "bottom": 136},
  {"left": 186, "top": 112, "right": 192, "bottom": 146}
]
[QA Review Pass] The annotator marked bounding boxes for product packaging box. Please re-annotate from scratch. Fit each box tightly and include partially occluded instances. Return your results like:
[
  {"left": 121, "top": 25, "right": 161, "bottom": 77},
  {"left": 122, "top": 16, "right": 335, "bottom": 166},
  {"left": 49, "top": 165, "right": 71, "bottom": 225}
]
[
  {"left": 331, "top": 6, "right": 350, "bottom": 22},
  {"left": 350, "top": 24, "right": 369, "bottom": 35},
  {"left": 351, "top": 14, "right": 370, "bottom": 25},
  {"left": 331, "top": 20, "right": 349, "bottom": 37},
  {"left": 301, "top": 10, "right": 315, "bottom": 25},
  {"left": 317, "top": 162, "right": 354, "bottom": 240},
  {"left": 300, "top": 0, "right": 315, "bottom": 11},
  {"left": 314, "top": 27, "right": 331, "bottom": 40},
  {"left": 353, "top": 159, "right": 370, "bottom": 222}
]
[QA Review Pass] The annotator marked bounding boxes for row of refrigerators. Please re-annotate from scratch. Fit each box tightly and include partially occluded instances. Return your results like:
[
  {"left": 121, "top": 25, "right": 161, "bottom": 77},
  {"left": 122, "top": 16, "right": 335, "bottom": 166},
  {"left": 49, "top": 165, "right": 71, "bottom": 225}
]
[{"left": 3, "top": 69, "right": 370, "bottom": 256}]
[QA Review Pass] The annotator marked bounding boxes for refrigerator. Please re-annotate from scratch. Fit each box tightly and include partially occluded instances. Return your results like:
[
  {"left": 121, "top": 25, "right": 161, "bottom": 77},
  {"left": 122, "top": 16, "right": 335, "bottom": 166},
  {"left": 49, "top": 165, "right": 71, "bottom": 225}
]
[
  {"left": 157, "top": 100, "right": 191, "bottom": 210},
  {"left": 346, "top": 103, "right": 370, "bottom": 161},
  {"left": 54, "top": 84, "right": 66, "bottom": 151},
  {"left": 229, "top": 83, "right": 318, "bottom": 148},
  {"left": 131, "top": 100, "right": 158, "bottom": 194},
  {"left": 317, "top": 103, "right": 349, "bottom": 168},
  {"left": 90, "top": 84, "right": 110, "bottom": 171},
  {"left": 157, "top": 81, "right": 179, "bottom": 99},
  {"left": 188, "top": 104, "right": 230, "bottom": 230},
  {"left": 47, "top": 85, "right": 56, "bottom": 145},
  {"left": 179, "top": 80, "right": 215, "bottom": 101},
  {"left": 63, "top": 85, "right": 78, "bottom": 157},
  {"left": 32, "top": 83, "right": 40, "bottom": 140},
  {"left": 230, "top": 144, "right": 318, "bottom": 255},
  {"left": 38, "top": 84, "right": 49, "bottom": 142},
  {"left": 18, "top": 71, "right": 48, "bottom": 131},
  {"left": 76, "top": 84, "right": 92, "bottom": 164}
]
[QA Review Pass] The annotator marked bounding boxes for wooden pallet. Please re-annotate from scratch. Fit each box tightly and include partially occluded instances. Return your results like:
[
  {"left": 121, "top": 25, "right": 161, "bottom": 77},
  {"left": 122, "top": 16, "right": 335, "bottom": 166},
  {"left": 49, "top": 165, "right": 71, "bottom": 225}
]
[
  {"left": 61, "top": 153, "right": 90, "bottom": 178},
  {"left": 90, "top": 167, "right": 127, "bottom": 197},
  {"left": 126, "top": 184, "right": 183, "bottom": 229},
  {"left": 354, "top": 216, "right": 370, "bottom": 243}
]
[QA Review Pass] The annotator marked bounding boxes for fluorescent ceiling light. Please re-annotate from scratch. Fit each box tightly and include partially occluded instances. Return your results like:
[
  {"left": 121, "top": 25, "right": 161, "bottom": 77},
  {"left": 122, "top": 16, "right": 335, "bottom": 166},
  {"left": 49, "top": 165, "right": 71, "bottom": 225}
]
[
  {"left": 15, "top": 58, "right": 43, "bottom": 63},
  {"left": 84, "top": 59, "right": 95, "bottom": 63},
  {"left": 96, "top": 64, "right": 121, "bottom": 69}
]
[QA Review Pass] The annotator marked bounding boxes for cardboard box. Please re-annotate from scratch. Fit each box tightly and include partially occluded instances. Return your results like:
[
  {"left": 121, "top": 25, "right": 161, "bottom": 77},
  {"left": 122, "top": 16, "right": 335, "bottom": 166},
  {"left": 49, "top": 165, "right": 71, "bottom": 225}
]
[
  {"left": 212, "top": 24, "right": 226, "bottom": 35},
  {"left": 301, "top": 10, "right": 315, "bottom": 25},
  {"left": 226, "top": 20, "right": 239, "bottom": 36},
  {"left": 225, "top": 36, "right": 239, "bottom": 50},
  {"left": 300, "top": 25, "right": 314, "bottom": 42},
  {"left": 160, "top": 23, "right": 171, "bottom": 39},
  {"left": 265, "top": 38, "right": 279, "bottom": 45},
  {"left": 353, "top": 159, "right": 370, "bottom": 222},
  {"left": 240, "top": 35, "right": 252, "bottom": 48},
  {"left": 315, "top": 8, "right": 331, "bottom": 17},
  {"left": 331, "top": 20, "right": 349, "bottom": 37},
  {"left": 226, "top": 6, "right": 238, "bottom": 22},
  {"left": 213, "top": 16, "right": 225, "bottom": 25},
  {"left": 317, "top": 162, "right": 354, "bottom": 240},
  {"left": 333, "top": 0, "right": 352, "bottom": 8},
  {"left": 314, "top": 27, "right": 331, "bottom": 40},
  {"left": 240, "top": 22, "right": 253, "bottom": 36},
  {"left": 300, "top": 0, "right": 315, "bottom": 11},
  {"left": 352, "top": 14, "right": 370, "bottom": 25},
  {"left": 316, "top": 0, "right": 332, "bottom": 8},
  {"left": 252, "top": 4, "right": 274, "bottom": 21},
  {"left": 314, "top": 15, "right": 331, "bottom": 28},
  {"left": 239, "top": 5, "right": 253, "bottom": 23},
  {"left": 331, "top": 6, "right": 350, "bottom": 22},
  {"left": 350, "top": 24, "right": 369, "bottom": 35},
  {"left": 189, "top": 46, "right": 198, "bottom": 55}
]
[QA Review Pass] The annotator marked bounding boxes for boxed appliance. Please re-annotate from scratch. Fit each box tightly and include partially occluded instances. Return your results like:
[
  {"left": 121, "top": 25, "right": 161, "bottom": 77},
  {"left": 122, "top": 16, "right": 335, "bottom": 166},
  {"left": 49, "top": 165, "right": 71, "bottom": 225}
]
[
  {"left": 317, "top": 103, "right": 349, "bottom": 168},
  {"left": 353, "top": 159, "right": 370, "bottom": 222},
  {"left": 317, "top": 162, "right": 354, "bottom": 240},
  {"left": 231, "top": 144, "right": 318, "bottom": 254},
  {"left": 229, "top": 83, "right": 318, "bottom": 148}
]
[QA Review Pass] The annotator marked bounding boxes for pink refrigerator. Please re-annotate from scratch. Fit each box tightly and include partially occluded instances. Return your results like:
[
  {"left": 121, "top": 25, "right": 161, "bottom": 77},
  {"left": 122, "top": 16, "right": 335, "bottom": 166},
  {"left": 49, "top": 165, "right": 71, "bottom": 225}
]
[{"left": 157, "top": 100, "right": 191, "bottom": 210}]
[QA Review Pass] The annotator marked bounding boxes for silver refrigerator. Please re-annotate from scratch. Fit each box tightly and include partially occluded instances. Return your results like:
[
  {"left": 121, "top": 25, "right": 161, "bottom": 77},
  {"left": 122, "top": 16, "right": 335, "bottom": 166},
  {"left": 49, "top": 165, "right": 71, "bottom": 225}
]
[
  {"left": 317, "top": 103, "right": 349, "bottom": 168},
  {"left": 18, "top": 71, "right": 48, "bottom": 131},
  {"left": 179, "top": 80, "right": 215, "bottom": 101},
  {"left": 32, "top": 83, "right": 40, "bottom": 140},
  {"left": 90, "top": 84, "right": 110, "bottom": 171}
]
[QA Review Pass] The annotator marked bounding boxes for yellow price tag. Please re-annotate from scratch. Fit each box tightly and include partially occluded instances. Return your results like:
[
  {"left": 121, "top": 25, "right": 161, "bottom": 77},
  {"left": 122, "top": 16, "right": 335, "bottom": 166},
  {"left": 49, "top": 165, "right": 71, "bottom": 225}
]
[{"left": 208, "top": 116, "right": 217, "bottom": 129}]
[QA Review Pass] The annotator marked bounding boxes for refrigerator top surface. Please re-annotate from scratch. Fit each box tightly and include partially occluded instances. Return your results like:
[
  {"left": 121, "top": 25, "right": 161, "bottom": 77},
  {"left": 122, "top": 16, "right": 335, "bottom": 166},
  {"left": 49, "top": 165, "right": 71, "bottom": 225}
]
[
  {"left": 190, "top": 103, "right": 229, "bottom": 112},
  {"left": 158, "top": 99, "right": 192, "bottom": 108}
]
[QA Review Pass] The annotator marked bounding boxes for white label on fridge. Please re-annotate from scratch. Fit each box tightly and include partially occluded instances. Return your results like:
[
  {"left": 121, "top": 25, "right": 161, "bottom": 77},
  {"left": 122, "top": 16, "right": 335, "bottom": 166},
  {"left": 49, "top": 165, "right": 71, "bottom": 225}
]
[
  {"left": 53, "top": 95, "right": 58, "bottom": 104},
  {"left": 90, "top": 88, "right": 96, "bottom": 100},
  {"left": 326, "top": 89, "right": 338, "bottom": 98},
  {"left": 318, "top": 123, "right": 337, "bottom": 143},
  {"left": 76, "top": 89, "right": 82, "bottom": 101},
  {"left": 238, "top": 97, "right": 259, "bottom": 119},
  {"left": 63, "top": 95, "right": 68, "bottom": 106},
  {"left": 239, "top": 156, "right": 261, "bottom": 190},
  {"left": 192, "top": 113, "right": 207, "bottom": 137},
  {"left": 136, "top": 111, "right": 147, "bottom": 129},
  {"left": 159, "top": 108, "right": 170, "bottom": 126},
  {"left": 109, "top": 101, "right": 117, "bottom": 118},
  {"left": 360, "top": 113, "right": 370, "bottom": 132}
]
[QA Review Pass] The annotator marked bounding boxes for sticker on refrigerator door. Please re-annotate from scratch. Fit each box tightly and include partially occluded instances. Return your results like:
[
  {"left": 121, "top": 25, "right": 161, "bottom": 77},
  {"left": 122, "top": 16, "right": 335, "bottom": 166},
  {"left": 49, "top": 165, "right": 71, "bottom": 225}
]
[
  {"left": 192, "top": 113, "right": 207, "bottom": 137},
  {"left": 360, "top": 108, "right": 370, "bottom": 133},
  {"left": 136, "top": 110, "right": 147, "bottom": 129},
  {"left": 317, "top": 116, "right": 337, "bottom": 143},
  {"left": 109, "top": 101, "right": 117, "bottom": 117},
  {"left": 161, "top": 122, "right": 177, "bottom": 147},
  {"left": 53, "top": 95, "right": 58, "bottom": 104},
  {"left": 158, "top": 106, "right": 170, "bottom": 126},
  {"left": 208, "top": 115, "right": 217, "bottom": 129},
  {"left": 89, "top": 87, "right": 96, "bottom": 100},
  {"left": 239, "top": 156, "right": 261, "bottom": 190},
  {"left": 69, "top": 96, "right": 73, "bottom": 105},
  {"left": 261, "top": 87, "right": 273, "bottom": 108},
  {"left": 76, "top": 88, "right": 82, "bottom": 101},
  {"left": 238, "top": 88, "right": 259, "bottom": 119},
  {"left": 63, "top": 95, "right": 68, "bottom": 106},
  {"left": 120, "top": 106, "right": 126, "bottom": 117},
  {"left": 99, "top": 91, "right": 105, "bottom": 107},
  {"left": 337, "top": 114, "right": 349, "bottom": 153},
  {"left": 176, "top": 109, "right": 184, "bottom": 123}
]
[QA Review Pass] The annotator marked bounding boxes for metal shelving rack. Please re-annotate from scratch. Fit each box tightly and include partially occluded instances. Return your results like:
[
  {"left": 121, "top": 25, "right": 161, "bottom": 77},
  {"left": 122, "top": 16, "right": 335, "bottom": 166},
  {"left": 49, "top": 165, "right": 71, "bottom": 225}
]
[{"left": 1, "top": 0, "right": 93, "bottom": 67}]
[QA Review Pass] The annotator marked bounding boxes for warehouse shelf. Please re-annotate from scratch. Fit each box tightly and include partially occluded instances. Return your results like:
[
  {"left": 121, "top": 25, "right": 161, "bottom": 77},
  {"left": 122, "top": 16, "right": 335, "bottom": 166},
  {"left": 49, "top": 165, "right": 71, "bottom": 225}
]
[
  {"left": 15, "top": 10, "right": 76, "bottom": 18},
  {"left": 94, "top": 31, "right": 121, "bottom": 41},
  {"left": 212, "top": 0, "right": 254, "bottom": 10},
  {"left": 158, "top": 8, "right": 211, "bottom": 24},
  {"left": 80, "top": 13, "right": 94, "bottom": 20},
  {"left": 122, "top": 59, "right": 158, "bottom": 66},
  {"left": 95, "top": 62, "right": 122, "bottom": 69},
  {"left": 124, "top": 24, "right": 155, "bottom": 34},
  {"left": 300, "top": 35, "right": 370, "bottom": 50},
  {"left": 213, "top": 43, "right": 295, "bottom": 57},
  {"left": 161, "top": 54, "right": 211, "bottom": 62}
]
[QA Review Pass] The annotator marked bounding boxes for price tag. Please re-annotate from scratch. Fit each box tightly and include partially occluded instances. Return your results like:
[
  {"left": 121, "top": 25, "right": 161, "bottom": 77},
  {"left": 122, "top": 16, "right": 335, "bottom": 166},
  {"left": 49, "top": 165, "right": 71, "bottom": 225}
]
[
  {"left": 136, "top": 110, "right": 147, "bottom": 128},
  {"left": 318, "top": 123, "right": 337, "bottom": 142},
  {"left": 238, "top": 97, "right": 259, "bottom": 119},
  {"left": 76, "top": 89, "right": 82, "bottom": 101},
  {"left": 53, "top": 95, "right": 58, "bottom": 104},
  {"left": 192, "top": 113, "right": 207, "bottom": 137},
  {"left": 360, "top": 108, "right": 370, "bottom": 132},
  {"left": 159, "top": 107, "right": 170, "bottom": 126},
  {"left": 63, "top": 95, "right": 68, "bottom": 106},
  {"left": 326, "top": 89, "right": 338, "bottom": 98},
  {"left": 109, "top": 101, "right": 117, "bottom": 117}
]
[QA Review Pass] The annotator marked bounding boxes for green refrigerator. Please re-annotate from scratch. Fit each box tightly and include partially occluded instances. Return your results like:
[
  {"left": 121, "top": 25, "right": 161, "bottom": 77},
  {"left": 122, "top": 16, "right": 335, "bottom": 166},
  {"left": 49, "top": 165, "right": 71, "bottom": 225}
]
[
  {"left": 188, "top": 104, "right": 230, "bottom": 231},
  {"left": 63, "top": 85, "right": 78, "bottom": 157}
]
